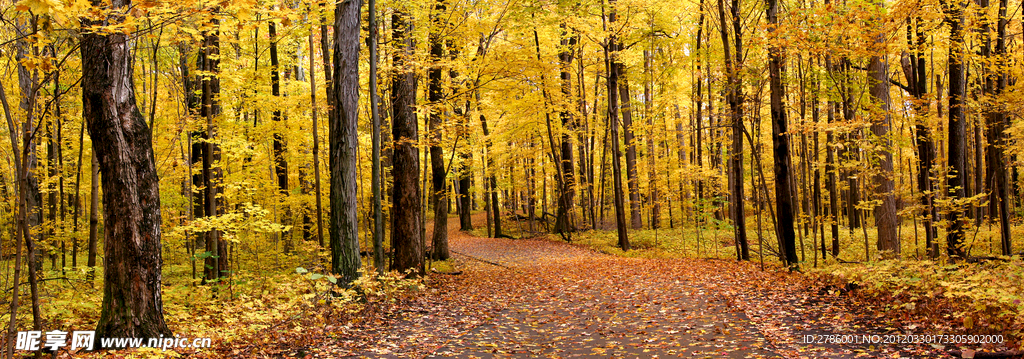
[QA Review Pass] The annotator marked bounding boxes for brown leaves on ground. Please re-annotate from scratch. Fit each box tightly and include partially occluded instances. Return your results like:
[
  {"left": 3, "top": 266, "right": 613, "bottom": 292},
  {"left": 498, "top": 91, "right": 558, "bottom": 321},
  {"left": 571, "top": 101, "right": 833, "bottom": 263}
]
[{"left": 197, "top": 215, "right": 983, "bottom": 358}]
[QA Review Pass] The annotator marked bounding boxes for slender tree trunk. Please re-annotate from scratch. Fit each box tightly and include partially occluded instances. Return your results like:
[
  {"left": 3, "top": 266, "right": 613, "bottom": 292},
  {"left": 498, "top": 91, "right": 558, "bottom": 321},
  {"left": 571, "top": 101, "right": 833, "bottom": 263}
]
[
  {"left": 867, "top": 0, "right": 899, "bottom": 257},
  {"left": 945, "top": 1, "right": 968, "bottom": 259},
  {"left": 309, "top": 30, "right": 326, "bottom": 249},
  {"left": 554, "top": 24, "right": 578, "bottom": 234},
  {"left": 767, "top": 0, "right": 797, "bottom": 265},
  {"left": 270, "top": 17, "right": 293, "bottom": 253},
  {"left": 368, "top": 0, "right": 385, "bottom": 271},
  {"left": 618, "top": 72, "right": 642, "bottom": 230},
  {"left": 606, "top": 0, "right": 630, "bottom": 250},
  {"left": 81, "top": 0, "right": 172, "bottom": 338},
  {"left": 718, "top": 0, "right": 749, "bottom": 260}
]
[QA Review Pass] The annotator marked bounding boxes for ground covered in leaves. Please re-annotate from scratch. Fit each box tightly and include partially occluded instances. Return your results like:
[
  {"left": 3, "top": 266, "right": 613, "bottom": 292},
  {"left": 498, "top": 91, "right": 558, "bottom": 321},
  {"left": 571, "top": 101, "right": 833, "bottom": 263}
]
[
  {"left": 260, "top": 215, "right": 1007, "bottom": 359},
  {"left": 56, "top": 215, "right": 1018, "bottom": 358}
]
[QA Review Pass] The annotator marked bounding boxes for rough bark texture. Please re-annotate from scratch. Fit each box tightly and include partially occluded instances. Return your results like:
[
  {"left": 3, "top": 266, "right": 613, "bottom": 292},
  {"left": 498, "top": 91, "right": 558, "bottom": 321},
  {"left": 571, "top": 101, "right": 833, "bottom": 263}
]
[
  {"left": 330, "top": 0, "right": 363, "bottom": 283},
  {"left": 391, "top": 11, "right": 424, "bottom": 275},
  {"left": 81, "top": 0, "right": 172, "bottom": 339}
]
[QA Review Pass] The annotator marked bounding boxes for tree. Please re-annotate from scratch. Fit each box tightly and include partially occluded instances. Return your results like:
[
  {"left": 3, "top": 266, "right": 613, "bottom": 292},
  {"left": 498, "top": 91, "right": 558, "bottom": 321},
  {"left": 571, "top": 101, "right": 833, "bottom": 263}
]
[
  {"left": 717, "top": 0, "right": 749, "bottom": 260},
  {"left": 766, "top": 0, "right": 797, "bottom": 266},
  {"left": 606, "top": 0, "right": 630, "bottom": 250},
  {"left": 428, "top": 0, "right": 450, "bottom": 260},
  {"left": 943, "top": 0, "right": 968, "bottom": 259},
  {"left": 81, "top": 0, "right": 171, "bottom": 339},
  {"left": 866, "top": 0, "right": 899, "bottom": 258},
  {"left": 330, "top": 0, "right": 362, "bottom": 283},
  {"left": 269, "top": 12, "right": 293, "bottom": 253},
  {"left": 391, "top": 9, "right": 424, "bottom": 275}
]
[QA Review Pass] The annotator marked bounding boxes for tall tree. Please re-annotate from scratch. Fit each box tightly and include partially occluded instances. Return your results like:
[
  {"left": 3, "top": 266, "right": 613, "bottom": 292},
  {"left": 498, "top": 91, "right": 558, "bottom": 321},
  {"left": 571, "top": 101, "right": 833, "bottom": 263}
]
[
  {"left": 554, "top": 23, "right": 578, "bottom": 234},
  {"left": 269, "top": 13, "right": 292, "bottom": 252},
  {"left": 428, "top": 0, "right": 450, "bottom": 260},
  {"left": 368, "top": 0, "right": 386, "bottom": 271},
  {"left": 943, "top": 0, "right": 968, "bottom": 259},
  {"left": 391, "top": 9, "right": 424, "bottom": 275},
  {"left": 607, "top": 0, "right": 630, "bottom": 250},
  {"left": 718, "top": 0, "right": 749, "bottom": 260},
  {"left": 330, "top": 0, "right": 363, "bottom": 283},
  {"left": 81, "top": 0, "right": 172, "bottom": 339},
  {"left": 866, "top": 0, "right": 899, "bottom": 257},
  {"left": 766, "top": 0, "right": 797, "bottom": 266}
]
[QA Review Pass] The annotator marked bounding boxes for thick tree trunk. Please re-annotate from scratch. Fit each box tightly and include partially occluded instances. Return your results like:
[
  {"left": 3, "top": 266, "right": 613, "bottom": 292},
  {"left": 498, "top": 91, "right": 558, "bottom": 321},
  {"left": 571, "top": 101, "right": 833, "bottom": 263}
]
[
  {"left": 329, "top": 0, "right": 363, "bottom": 283},
  {"left": 428, "top": 1, "right": 449, "bottom": 260},
  {"left": 81, "top": 0, "right": 172, "bottom": 338},
  {"left": 390, "top": 10, "right": 424, "bottom": 275}
]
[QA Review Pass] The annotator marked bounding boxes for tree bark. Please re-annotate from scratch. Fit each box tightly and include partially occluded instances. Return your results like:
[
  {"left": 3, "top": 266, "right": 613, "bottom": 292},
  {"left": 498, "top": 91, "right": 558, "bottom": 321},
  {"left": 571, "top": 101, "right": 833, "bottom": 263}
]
[
  {"left": 606, "top": 0, "right": 630, "bottom": 250},
  {"left": 390, "top": 10, "right": 424, "bottom": 275},
  {"left": 945, "top": 1, "right": 968, "bottom": 259},
  {"left": 718, "top": 0, "right": 749, "bottom": 260},
  {"left": 428, "top": 0, "right": 450, "bottom": 260},
  {"left": 867, "top": 0, "right": 900, "bottom": 258},
  {"left": 767, "top": 0, "right": 797, "bottom": 266},
  {"left": 81, "top": 0, "right": 172, "bottom": 338},
  {"left": 330, "top": 0, "right": 363, "bottom": 283}
]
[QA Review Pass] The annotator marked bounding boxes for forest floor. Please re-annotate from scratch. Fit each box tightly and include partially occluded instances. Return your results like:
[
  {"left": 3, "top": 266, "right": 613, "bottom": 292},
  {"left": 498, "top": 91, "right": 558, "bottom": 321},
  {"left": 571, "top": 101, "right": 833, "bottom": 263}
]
[{"left": 288, "top": 214, "right": 972, "bottom": 359}]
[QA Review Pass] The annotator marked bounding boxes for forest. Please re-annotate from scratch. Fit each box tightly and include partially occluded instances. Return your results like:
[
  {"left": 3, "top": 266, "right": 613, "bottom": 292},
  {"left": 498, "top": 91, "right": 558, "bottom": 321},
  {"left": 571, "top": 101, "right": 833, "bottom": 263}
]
[{"left": 1, "top": 0, "right": 1024, "bottom": 356}]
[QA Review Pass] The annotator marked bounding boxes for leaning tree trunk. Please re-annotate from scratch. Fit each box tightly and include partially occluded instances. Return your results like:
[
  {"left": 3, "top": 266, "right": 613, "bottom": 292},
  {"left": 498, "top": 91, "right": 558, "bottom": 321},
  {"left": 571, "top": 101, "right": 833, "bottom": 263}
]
[
  {"left": 329, "top": 0, "right": 362, "bottom": 284},
  {"left": 81, "top": 0, "right": 172, "bottom": 339}
]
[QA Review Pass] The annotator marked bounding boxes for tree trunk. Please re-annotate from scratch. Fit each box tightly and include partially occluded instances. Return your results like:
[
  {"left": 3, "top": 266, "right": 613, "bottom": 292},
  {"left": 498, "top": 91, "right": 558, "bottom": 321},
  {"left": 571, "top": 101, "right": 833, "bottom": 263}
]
[
  {"left": 368, "top": 0, "right": 385, "bottom": 271},
  {"left": 328, "top": 0, "right": 363, "bottom": 283},
  {"left": 270, "top": 18, "right": 293, "bottom": 253},
  {"left": 81, "top": 0, "right": 172, "bottom": 338},
  {"left": 867, "top": 1, "right": 899, "bottom": 258},
  {"left": 945, "top": 2, "right": 968, "bottom": 259},
  {"left": 718, "top": 0, "right": 749, "bottom": 260},
  {"left": 390, "top": 10, "right": 424, "bottom": 275},
  {"left": 428, "top": 1, "right": 449, "bottom": 260},
  {"left": 606, "top": 0, "right": 630, "bottom": 250},
  {"left": 618, "top": 72, "right": 642, "bottom": 230},
  {"left": 767, "top": 0, "right": 797, "bottom": 265},
  {"left": 554, "top": 24, "right": 577, "bottom": 234}
]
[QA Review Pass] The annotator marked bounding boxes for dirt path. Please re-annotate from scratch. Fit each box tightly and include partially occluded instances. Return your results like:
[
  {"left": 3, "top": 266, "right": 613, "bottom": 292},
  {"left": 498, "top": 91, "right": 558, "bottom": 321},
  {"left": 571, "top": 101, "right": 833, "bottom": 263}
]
[{"left": 339, "top": 214, "right": 947, "bottom": 358}]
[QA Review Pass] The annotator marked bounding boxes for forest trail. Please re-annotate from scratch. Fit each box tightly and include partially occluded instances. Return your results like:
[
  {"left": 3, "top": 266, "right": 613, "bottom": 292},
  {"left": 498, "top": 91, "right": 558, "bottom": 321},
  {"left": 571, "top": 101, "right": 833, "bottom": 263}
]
[{"left": 341, "top": 214, "right": 947, "bottom": 358}]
